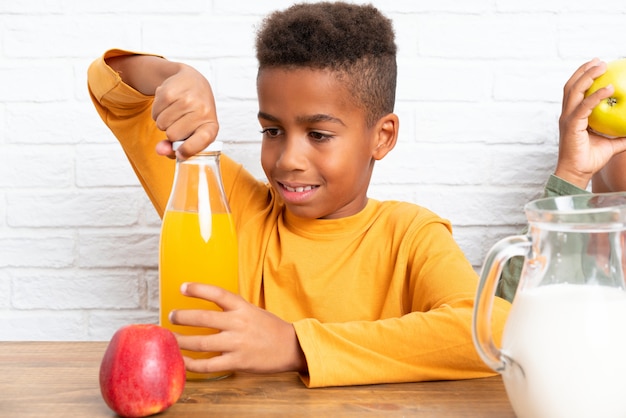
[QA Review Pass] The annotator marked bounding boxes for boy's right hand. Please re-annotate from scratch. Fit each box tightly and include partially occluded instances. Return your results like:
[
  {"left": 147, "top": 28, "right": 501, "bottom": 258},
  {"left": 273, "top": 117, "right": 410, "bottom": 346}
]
[
  {"left": 152, "top": 64, "right": 219, "bottom": 161},
  {"left": 555, "top": 58, "right": 626, "bottom": 189},
  {"left": 106, "top": 54, "right": 219, "bottom": 160}
]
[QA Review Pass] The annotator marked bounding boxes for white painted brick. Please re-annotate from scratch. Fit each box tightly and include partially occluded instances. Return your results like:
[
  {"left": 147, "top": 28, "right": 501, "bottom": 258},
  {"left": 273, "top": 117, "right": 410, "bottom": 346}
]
[
  {"left": 455, "top": 225, "right": 523, "bottom": 267},
  {"left": 0, "top": 235, "right": 75, "bottom": 268},
  {"left": 489, "top": 145, "right": 558, "bottom": 186},
  {"left": 12, "top": 271, "right": 142, "bottom": 310},
  {"left": 145, "top": 269, "right": 160, "bottom": 312},
  {"left": 212, "top": 58, "right": 259, "bottom": 100},
  {"left": 0, "top": 271, "right": 10, "bottom": 309},
  {"left": 78, "top": 231, "right": 159, "bottom": 269},
  {"left": 0, "top": 192, "right": 6, "bottom": 228},
  {"left": 373, "top": 141, "right": 490, "bottom": 186},
  {"left": 216, "top": 100, "right": 264, "bottom": 141},
  {"left": 88, "top": 310, "right": 158, "bottom": 341},
  {"left": 73, "top": 1, "right": 207, "bottom": 14},
  {"left": 212, "top": 0, "right": 295, "bottom": 15},
  {"left": 3, "top": 15, "right": 141, "bottom": 58},
  {"left": 140, "top": 200, "right": 163, "bottom": 227},
  {"left": 7, "top": 191, "right": 142, "bottom": 227},
  {"left": 415, "top": 15, "right": 558, "bottom": 59},
  {"left": 0, "top": 65, "right": 73, "bottom": 102},
  {"left": 558, "top": 16, "right": 626, "bottom": 60},
  {"left": 0, "top": 145, "right": 73, "bottom": 188},
  {"left": 5, "top": 102, "right": 107, "bottom": 144},
  {"left": 141, "top": 17, "right": 257, "bottom": 59},
  {"left": 0, "top": 104, "right": 6, "bottom": 143},
  {"left": 380, "top": 0, "right": 493, "bottom": 13},
  {"left": 412, "top": 102, "right": 559, "bottom": 145},
  {"left": 0, "top": 1, "right": 65, "bottom": 14},
  {"left": 397, "top": 58, "right": 492, "bottom": 102},
  {"left": 75, "top": 144, "right": 142, "bottom": 188},
  {"left": 493, "top": 61, "right": 574, "bottom": 102},
  {"left": 0, "top": 311, "right": 87, "bottom": 341},
  {"left": 497, "top": 0, "right": 626, "bottom": 13},
  {"left": 413, "top": 186, "right": 539, "bottom": 227}
]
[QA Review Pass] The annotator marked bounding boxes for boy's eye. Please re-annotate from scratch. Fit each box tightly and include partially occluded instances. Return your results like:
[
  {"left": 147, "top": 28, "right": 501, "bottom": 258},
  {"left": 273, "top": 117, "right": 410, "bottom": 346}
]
[
  {"left": 261, "top": 128, "right": 282, "bottom": 138},
  {"left": 309, "top": 131, "right": 332, "bottom": 142}
]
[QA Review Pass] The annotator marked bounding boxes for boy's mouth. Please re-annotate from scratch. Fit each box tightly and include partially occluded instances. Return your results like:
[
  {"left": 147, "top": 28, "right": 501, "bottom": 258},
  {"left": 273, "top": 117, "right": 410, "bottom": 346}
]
[
  {"left": 277, "top": 182, "right": 320, "bottom": 202},
  {"left": 282, "top": 184, "right": 317, "bottom": 193}
]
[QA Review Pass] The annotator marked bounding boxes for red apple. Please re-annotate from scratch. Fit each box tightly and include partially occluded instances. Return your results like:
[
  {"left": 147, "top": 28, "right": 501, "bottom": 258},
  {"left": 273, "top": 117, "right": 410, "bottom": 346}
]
[{"left": 99, "top": 324, "right": 186, "bottom": 417}]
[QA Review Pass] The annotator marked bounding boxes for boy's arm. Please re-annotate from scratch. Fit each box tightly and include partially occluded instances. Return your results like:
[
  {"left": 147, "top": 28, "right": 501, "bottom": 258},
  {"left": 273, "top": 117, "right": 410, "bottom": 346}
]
[
  {"left": 87, "top": 50, "right": 220, "bottom": 216},
  {"left": 104, "top": 54, "right": 219, "bottom": 160},
  {"left": 106, "top": 55, "right": 179, "bottom": 95},
  {"left": 294, "top": 222, "right": 510, "bottom": 388}
]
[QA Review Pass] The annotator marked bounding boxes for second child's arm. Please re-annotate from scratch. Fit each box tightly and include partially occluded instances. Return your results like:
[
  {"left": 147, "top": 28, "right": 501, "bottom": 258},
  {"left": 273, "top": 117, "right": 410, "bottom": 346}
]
[
  {"left": 555, "top": 58, "right": 626, "bottom": 189},
  {"left": 106, "top": 55, "right": 219, "bottom": 160}
]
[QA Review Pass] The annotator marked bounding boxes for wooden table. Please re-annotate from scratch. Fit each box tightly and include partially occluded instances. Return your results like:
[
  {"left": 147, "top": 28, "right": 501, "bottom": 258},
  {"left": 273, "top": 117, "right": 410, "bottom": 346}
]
[{"left": 0, "top": 341, "right": 515, "bottom": 417}]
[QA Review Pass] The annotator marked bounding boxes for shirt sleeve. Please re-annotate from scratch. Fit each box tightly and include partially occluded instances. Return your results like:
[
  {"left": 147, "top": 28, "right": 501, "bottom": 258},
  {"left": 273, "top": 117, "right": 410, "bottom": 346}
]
[
  {"left": 294, "top": 220, "right": 511, "bottom": 388},
  {"left": 495, "top": 174, "right": 589, "bottom": 302},
  {"left": 87, "top": 49, "right": 177, "bottom": 217}
]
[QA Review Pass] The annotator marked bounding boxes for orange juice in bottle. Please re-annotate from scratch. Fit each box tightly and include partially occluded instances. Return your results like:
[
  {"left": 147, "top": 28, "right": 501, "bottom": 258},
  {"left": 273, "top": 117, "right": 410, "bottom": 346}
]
[{"left": 159, "top": 140, "right": 238, "bottom": 380}]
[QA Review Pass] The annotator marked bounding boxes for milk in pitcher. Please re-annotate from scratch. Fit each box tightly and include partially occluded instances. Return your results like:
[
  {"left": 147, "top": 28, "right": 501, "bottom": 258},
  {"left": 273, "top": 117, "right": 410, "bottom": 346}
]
[{"left": 501, "top": 284, "right": 626, "bottom": 418}]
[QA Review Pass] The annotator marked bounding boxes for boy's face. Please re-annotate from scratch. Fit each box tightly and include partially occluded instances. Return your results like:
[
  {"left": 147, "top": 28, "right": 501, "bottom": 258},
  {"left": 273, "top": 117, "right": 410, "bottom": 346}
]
[{"left": 257, "top": 67, "right": 382, "bottom": 219}]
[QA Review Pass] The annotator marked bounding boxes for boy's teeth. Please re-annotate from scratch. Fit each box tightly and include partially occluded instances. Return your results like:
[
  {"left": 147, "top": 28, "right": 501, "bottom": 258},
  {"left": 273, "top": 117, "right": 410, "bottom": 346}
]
[{"left": 285, "top": 185, "right": 313, "bottom": 192}]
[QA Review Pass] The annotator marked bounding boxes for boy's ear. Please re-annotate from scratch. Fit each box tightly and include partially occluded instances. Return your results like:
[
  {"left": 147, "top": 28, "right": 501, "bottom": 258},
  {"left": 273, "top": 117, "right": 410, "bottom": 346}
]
[{"left": 372, "top": 113, "right": 399, "bottom": 160}]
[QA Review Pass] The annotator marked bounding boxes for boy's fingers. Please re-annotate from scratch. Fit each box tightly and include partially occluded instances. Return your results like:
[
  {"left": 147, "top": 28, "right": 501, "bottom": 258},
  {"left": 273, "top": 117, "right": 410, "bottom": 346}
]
[
  {"left": 181, "top": 282, "right": 242, "bottom": 311},
  {"left": 172, "top": 123, "right": 219, "bottom": 161},
  {"left": 176, "top": 332, "right": 233, "bottom": 354},
  {"left": 155, "top": 139, "right": 176, "bottom": 158},
  {"left": 169, "top": 308, "right": 224, "bottom": 329},
  {"left": 182, "top": 353, "right": 233, "bottom": 375}
]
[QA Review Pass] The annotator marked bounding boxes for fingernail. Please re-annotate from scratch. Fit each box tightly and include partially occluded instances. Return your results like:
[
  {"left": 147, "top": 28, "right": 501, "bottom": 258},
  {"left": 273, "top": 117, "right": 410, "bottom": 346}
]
[
  {"left": 168, "top": 310, "right": 175, "bottom": 324},
  {"left": 180, "top": 282, "right": 189, "bottom": 294}
]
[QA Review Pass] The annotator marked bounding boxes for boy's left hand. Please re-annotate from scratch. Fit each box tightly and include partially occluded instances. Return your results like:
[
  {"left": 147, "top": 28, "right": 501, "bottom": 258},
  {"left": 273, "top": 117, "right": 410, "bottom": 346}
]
[{"left": 169, "top": 282, "right": 307, "bottom": 375}]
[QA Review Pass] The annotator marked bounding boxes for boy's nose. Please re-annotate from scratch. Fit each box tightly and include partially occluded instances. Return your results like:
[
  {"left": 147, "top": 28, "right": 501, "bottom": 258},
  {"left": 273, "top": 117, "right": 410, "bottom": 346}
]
[{"left": 276, "top": 137, "right": 308, "bottom": 171}]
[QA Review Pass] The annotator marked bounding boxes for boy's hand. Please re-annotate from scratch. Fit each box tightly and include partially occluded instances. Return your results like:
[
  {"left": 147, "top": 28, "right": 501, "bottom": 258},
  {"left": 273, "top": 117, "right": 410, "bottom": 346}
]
[
  {"left": 169, "top": 283, "right": 307, "bottom": 375},
  {"left": 106, "top": 55, "right": 219, "bottom": 160},
  {"left": 555, "top": 58, "right": 626, "bottom": 189},
  {"left": 152, "top": 64, "right": 219, "bottom": 161}
]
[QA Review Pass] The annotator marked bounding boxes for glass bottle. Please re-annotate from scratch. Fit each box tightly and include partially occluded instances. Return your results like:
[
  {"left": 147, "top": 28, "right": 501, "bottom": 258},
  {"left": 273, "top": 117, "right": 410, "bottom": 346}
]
[{"left": 159, "top": 140, "right": 238, "bottom": 380}]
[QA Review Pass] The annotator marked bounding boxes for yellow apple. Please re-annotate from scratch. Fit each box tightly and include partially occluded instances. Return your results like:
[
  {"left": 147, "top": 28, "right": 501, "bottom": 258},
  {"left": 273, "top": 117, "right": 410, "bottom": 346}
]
[{"left": 585, "top": 58, "right": 626, "bottom": 138}]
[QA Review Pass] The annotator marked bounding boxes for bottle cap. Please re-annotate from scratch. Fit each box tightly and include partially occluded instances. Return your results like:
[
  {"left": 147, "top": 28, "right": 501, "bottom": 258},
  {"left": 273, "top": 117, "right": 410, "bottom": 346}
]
[{"left": 172, "top": 140, "right": 223, "bottom": 153}]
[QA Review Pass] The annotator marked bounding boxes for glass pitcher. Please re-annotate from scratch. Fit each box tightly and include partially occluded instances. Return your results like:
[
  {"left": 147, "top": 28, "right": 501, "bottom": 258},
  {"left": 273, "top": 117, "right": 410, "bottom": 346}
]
[
  {"left": 159, "top": 140, "right": 239, "bottom": 381},
  {"left": 473, "top": 192, "right": 626, "bottom": 418}
]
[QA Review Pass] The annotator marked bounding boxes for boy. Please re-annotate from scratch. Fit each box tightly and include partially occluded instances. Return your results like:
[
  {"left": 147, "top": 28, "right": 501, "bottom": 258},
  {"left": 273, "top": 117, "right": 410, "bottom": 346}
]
[{"left": 88, "top": 2, "right": 511, "bottom": 387}]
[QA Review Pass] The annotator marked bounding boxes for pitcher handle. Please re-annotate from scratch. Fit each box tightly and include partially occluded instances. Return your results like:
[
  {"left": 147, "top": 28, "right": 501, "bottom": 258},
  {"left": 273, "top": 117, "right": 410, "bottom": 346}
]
[{"left": 472, "top": 235, "right": 530, "bottom": 372}]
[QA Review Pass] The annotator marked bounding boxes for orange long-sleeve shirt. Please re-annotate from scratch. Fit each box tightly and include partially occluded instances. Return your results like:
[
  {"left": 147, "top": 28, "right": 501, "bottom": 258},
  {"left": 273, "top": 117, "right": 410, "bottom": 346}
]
[{"left": 88, "top": 49, "right": 510, "bottom": 388}]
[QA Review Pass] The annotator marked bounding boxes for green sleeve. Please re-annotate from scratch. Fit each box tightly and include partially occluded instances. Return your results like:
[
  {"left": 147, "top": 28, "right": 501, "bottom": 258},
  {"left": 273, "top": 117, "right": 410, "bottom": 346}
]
[{"left": 494, "top": 175, "right": 589, "bottom": 302}]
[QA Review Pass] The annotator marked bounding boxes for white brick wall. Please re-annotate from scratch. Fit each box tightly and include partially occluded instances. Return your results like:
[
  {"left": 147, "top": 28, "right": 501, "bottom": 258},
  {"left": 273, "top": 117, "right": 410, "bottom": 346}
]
[{"left": 1, "top": 0, "right": 624, "bottom": 340}]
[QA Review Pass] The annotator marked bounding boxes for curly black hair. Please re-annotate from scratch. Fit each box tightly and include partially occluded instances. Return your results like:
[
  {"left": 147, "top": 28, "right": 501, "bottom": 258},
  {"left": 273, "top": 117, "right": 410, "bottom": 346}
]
[{"left": 255, "top": 2, "right": 397, "bottom": 126}]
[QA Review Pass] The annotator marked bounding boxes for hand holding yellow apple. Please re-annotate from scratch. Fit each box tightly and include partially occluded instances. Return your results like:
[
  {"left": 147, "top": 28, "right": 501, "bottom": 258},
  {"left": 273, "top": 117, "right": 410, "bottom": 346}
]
[{"left": 585, "top": 58, "right": 626, "bottom": 138}]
